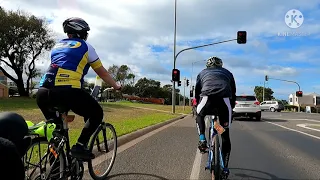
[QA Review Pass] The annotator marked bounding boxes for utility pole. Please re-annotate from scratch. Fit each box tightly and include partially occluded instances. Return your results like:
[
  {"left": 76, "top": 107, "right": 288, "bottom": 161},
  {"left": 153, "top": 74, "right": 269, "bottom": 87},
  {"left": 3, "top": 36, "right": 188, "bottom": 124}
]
[
  {"left": 183, "top": 77, "right": 186, "bottom": 110},
  {"left": 172, "top": 0, "right": 177, "bottom": 113},
  {"left": 263, "top": 80, "right": 265, "bottom": 101}
]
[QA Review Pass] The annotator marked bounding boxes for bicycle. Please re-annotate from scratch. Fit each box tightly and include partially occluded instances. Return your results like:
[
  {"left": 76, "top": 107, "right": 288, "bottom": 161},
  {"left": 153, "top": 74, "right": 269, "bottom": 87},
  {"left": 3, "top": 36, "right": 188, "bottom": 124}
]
[
  {"left": 204, "top": 109, "right": 229, "bottom": 180},
  {"left": 23, "top": 76, "right": 118, "bottom": 180},
  {"left": 192, "top": 105, "right": 197, "bottom": 117}
]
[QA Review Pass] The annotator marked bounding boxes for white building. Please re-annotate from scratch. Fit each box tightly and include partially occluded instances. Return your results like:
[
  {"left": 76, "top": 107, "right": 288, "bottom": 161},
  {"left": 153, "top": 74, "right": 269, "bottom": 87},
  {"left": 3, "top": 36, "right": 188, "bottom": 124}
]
[{"left": 289, "top": 92, "right": 320, "bottom": 106}]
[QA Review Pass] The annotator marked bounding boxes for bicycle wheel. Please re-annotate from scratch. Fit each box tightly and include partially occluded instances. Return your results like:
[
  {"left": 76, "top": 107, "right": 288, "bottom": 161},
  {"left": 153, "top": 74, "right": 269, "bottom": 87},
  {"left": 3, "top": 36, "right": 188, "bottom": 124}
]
[
  {"left": 88, "top": 123, "right": 117, "bottom": 180},
  {"left": 24, "top": 137, "right": 66, "bottom": 180},
  {"left": 212, "top": 135, "right": 221, "bottom": 180}
]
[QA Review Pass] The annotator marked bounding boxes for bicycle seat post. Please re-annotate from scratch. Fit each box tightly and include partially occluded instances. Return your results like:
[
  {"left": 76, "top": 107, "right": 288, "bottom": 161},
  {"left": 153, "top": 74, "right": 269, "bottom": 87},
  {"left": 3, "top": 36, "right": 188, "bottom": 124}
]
[{"left": 62, "top": 113, "right": 69, "bottom": 130}]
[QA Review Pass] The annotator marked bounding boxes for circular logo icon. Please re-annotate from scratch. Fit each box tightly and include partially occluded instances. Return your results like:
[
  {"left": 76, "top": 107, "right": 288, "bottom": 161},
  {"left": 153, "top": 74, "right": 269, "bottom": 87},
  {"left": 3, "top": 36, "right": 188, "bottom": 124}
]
[{"left": 285, "top": 9, "right": 304, "bottom": 29}]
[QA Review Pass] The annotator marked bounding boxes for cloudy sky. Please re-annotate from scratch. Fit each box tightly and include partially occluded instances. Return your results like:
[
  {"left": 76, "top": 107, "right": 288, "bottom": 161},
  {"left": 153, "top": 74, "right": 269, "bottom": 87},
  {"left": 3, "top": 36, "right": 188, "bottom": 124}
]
[{"left": 1, "top": 0, "right": 320, "bottom": 100}]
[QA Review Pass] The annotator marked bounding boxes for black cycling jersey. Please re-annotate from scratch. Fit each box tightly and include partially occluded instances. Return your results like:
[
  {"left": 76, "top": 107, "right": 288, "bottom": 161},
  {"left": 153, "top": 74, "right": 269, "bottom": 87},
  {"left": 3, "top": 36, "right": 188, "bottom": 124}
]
[{"left": 195, "top": 67, "right": 236, "bottom": 108}]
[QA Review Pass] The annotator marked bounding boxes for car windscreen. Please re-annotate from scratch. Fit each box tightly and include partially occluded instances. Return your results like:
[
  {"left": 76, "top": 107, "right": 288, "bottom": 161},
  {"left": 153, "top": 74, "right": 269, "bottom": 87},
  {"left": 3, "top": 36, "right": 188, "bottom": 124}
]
[{"left": 236, "top": 96, "right": 256, "bottom": 101}]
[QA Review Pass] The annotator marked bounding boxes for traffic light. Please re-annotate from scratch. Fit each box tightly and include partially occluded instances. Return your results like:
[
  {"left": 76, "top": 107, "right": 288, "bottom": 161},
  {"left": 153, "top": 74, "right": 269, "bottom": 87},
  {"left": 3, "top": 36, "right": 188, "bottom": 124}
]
[
  {"left": 296, "top": 91, "right": 303, "bottom": 97},
  {"left": 178, "top": 80, "right": 181, "bottom": 87},
  {"left": 172, "top": 69, "right": 180, "bottom": 82},
  {"left": 190, "top": 90, "right": 193, "bottom": 97},
  {"left": 265, "top": 75, "right": 268, "bottom": 81},
  {"left": 237, "top": 31, "right": 247, "bottom": 44},
  {"left": 192, "top": 85, "right": 194, "bottom": 91},
  {"left": 186, "top": 79, "right": 189, "bottom": 86}
]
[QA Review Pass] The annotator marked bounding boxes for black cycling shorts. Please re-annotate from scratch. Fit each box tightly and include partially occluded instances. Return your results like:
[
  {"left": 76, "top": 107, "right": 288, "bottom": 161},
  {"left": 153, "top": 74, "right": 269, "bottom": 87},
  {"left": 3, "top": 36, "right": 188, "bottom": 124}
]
[{"left": 196, "top": 95, "right": 233, "bottom": 128}]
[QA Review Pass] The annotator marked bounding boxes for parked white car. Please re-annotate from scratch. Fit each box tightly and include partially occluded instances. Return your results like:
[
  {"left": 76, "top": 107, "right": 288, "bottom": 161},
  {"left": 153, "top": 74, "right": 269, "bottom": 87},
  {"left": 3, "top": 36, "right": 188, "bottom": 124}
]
[{"left": 260, "top": 100, "right": 285, "bottom": 112}]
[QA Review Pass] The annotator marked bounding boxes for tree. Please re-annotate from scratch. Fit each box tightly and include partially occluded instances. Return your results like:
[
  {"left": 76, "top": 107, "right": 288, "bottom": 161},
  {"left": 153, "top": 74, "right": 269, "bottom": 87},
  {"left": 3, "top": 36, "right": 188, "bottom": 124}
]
[
  {"left": 135, "top": 77, "right": 161, "bottom": 98},
  {"left": 254, "top": 86, "right": 274, "bottom": 102},
  {"left": 0, "top": 8, "right": 55, "bottom": 96},
  {"left": 107, "top": 64, "right": 135, "bottom": 86},
  {"left": 126, "top": 73, "right": 135, "bottom": 85}
]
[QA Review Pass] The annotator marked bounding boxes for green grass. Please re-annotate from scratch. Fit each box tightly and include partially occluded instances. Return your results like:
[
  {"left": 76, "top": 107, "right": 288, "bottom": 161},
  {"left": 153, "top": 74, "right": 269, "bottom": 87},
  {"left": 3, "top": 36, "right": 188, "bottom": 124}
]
[
  {"left": 0, "top": 98, "right": 181, "bottom": 146},
  {"left": 112, "top": 101, "right": 192, "bottom": 114},
  {"left": 2, "top": 97, "right": 182, "bottom": 167}
]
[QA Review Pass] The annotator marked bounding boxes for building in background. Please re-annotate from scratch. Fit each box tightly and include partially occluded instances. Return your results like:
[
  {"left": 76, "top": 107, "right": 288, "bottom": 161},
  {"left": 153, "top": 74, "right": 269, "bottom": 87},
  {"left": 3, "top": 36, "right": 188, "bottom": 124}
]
[
  {"left": 288, "top": 92, "right": 320, "bottom": 106},
  {"left": 0, "top": 70, "right": 9, "bottom": 98}
]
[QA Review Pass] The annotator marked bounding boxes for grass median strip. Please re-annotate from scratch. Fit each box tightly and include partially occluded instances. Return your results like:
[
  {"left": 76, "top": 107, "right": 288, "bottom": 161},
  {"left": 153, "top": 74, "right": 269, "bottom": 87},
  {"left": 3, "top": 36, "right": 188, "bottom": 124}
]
[{"left": 1, "top": 98, "right": 180, "bottom": 146}]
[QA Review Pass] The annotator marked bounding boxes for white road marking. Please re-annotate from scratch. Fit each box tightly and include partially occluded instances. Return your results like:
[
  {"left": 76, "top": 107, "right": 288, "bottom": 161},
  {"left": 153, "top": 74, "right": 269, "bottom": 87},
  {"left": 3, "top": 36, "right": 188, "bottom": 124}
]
[
  {"left": 190, "top": 149, "right": 203, "bottom": 180},
  {"left": 263, "top": 120, "right": 320, "bottom": 140},
  {"left": 264, "top": 118, "right": 320, "bottom": 123},
  {"left": 296, "top": 123, "right": 320, "bottom": 132}
]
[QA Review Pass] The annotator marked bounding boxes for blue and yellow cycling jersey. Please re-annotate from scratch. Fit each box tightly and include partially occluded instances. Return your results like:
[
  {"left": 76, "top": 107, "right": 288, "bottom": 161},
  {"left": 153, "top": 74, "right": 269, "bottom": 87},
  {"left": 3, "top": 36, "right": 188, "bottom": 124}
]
[{"left": 39, "top": 38, "right": 102, "bottom": 89}]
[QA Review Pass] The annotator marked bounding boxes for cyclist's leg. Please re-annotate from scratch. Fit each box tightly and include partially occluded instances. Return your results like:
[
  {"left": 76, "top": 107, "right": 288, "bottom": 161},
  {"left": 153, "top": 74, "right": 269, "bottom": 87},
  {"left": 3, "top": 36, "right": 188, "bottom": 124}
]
[
  {"left": 195, "top": 96, "right": 209, "bottom": 153},
  {"left": 60, "top": 88, "right": 103, "bottom": 159},
  {"left": 217, "top": 97, "right": 233, "bottom": 173},
  {"left": 36, "top": 87, "right": 59, "bottom": 122}
]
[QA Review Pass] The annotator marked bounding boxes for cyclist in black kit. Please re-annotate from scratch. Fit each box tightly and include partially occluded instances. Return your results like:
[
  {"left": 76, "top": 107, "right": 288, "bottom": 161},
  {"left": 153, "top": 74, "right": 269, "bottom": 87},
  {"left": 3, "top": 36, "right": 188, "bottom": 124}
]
[{"left": 194, "top": 56, "right": 236, "bottom": 176}]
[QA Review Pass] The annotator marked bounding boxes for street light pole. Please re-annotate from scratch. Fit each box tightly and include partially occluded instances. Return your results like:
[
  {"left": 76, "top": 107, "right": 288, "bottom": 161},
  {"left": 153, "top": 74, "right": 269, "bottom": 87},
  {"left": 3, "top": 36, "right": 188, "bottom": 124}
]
[
  {"left": 183, "top": 77, "right": 186, "bottom": 110},
  {"left": 263, "top": 80, "right": 265, "bottom": 102},
  {"left": 172, "top": 0, "right": 177, "bottom": 113}
]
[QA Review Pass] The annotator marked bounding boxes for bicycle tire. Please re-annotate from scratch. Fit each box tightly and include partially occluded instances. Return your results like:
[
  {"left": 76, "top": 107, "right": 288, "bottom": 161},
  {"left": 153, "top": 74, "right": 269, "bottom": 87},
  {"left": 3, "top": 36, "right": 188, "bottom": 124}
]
[
  {"left": 24, "top": 137, "right": 66, "bottom": 180},
  {"left": 212, "top": 135, "right": 221, "bottom": 180},
  {"left": 88, "top": 123, "right": 117, "bottom": 180}
]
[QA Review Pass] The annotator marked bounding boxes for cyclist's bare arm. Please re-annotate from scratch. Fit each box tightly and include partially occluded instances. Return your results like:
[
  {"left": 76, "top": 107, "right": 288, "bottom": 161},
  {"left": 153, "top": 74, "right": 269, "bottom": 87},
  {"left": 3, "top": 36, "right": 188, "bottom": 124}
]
[
  {"left": 86, "top": 42, "right": 119, "bottom": 89},
  {"left": 94, "top": 66, "right": 118, "bottom": 88}
]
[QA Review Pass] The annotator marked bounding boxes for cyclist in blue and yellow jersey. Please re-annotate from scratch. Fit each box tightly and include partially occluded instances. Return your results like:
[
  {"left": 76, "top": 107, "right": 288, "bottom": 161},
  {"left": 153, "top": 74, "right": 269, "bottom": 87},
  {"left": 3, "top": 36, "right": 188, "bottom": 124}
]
[{"left": 36, "top": 17, "right": 121, "bottom": 160}]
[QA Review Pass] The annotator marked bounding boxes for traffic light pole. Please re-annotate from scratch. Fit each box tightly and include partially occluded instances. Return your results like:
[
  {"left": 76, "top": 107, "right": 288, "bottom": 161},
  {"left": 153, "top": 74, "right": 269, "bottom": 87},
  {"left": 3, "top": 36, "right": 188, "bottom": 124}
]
[
  {"left": 268, "top": 77, "right": 301, "bottom": 112},
  {"left": 263, "top": 80, "right": 265, "bottom": 102},
  {"left": 183, "top": 77, "right": 186, "bottom": 110},
  {"left": 172, "top": 0, "right": 177, "bottom": 113},
  {"left": 172, "top": 38, "right": 237, "bottom": 113}
]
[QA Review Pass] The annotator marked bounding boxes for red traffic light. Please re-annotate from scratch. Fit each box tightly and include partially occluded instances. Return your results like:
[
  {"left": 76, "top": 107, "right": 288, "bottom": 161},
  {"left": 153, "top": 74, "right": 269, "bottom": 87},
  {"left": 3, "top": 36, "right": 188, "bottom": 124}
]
[
  {"left": 237, "top": 31, "right": 247, "bottom": 44},
  {"left": 296, "top": 91, "right": 303, "bottom": 97},
  {"left": 172, "top": 68, "right": 180, "bottom": 82}
]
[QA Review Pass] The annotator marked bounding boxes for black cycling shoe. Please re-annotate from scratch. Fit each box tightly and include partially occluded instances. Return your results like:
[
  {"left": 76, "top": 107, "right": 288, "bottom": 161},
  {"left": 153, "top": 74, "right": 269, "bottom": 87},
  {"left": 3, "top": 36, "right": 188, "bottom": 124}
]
[
  {"left": 70, "top": 143, "right": 95, "bottom": 161},
  {"left": 198, "top": 140, "right": 208, "bottom": 153}
]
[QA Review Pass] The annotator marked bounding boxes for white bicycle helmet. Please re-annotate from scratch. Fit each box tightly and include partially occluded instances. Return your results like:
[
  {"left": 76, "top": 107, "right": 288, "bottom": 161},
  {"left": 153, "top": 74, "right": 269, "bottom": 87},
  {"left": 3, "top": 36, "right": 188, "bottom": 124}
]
[{"left": 206, "top": 56, "right": 223, "bottom": 68}]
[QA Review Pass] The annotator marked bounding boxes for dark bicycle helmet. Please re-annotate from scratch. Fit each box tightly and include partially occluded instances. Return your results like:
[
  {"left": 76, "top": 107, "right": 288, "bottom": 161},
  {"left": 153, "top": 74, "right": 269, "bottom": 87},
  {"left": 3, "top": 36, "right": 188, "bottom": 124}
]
[
  {"left": 206, "top": 56, "right": 223, "bottom": 68},
  {"left": 0, "top": 112, "right": 29, "bottom": 156},
  {"left": 63, "top": 17, "right": 90, "bottom": 40}
]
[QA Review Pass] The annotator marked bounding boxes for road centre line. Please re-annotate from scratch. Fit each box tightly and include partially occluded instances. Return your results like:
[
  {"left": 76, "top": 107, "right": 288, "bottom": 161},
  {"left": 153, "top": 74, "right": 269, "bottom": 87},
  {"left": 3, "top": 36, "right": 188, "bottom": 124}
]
[{"left": 263, "top": 120, "right": 320, "bottom": 140}]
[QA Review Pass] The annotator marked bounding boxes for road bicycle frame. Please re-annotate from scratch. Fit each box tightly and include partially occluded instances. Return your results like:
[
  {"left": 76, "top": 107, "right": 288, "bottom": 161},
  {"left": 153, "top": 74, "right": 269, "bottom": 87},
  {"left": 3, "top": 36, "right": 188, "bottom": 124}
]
[{"left": 205, "top": 115, "right": 225, "bottom": 174}]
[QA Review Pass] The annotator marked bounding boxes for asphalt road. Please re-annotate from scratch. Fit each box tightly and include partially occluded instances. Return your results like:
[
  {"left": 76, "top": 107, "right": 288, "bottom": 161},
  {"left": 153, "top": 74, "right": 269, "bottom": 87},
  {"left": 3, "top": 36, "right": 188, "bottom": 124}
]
[{"left": 83, "top": 111, "right": 320, "bottom": 180}]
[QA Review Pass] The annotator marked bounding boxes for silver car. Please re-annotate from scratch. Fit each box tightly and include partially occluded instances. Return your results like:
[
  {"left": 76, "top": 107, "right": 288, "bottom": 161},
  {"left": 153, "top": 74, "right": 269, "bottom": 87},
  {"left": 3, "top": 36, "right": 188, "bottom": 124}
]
[
  {"left": 233, "top": 95, "right": 261, "bottom": 121},
  {"left": 260, "top": 100, "right": 284, "bottom": 112}
]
